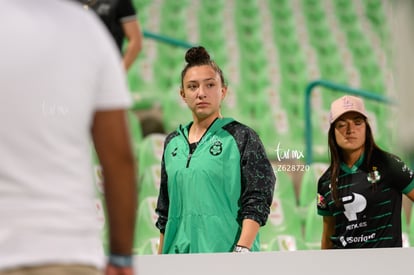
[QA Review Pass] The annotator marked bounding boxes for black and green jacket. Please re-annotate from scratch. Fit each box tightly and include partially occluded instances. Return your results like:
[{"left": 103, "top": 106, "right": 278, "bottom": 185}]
[{"left": 155, "top": 117, "right": 276, "bottom": 253}]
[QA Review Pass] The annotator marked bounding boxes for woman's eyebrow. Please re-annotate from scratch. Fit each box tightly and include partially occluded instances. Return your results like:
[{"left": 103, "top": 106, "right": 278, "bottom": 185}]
[
  {"left": 352, "top": 115, "right": 365, "bottom": 120},
  {"left": 185, "top": 78, "right": 215, "bottom": 83},
  {"left": 202, "top": 77, "right": 216, "bottom": 82}
]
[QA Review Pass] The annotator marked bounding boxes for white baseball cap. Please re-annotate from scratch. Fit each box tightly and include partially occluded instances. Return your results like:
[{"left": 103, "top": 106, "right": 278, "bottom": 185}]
[{"left": 329, "top": 95, "right": 368, "bottom": 124}]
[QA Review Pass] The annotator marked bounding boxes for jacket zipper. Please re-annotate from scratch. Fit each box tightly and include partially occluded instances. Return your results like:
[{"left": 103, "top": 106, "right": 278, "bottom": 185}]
[
  {"left": 182, "top": 117, "right": 219, "bottom": 168},
  {"left": 186, "top": 152, "right": 192, "bottom": 168},
  {"left": 182, "top": 129, "right": 193, "bottom": 168}
]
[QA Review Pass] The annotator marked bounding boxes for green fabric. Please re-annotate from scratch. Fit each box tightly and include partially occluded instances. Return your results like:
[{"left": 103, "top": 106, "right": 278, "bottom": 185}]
[
  {"left": 340, "top": 153, "right": 365, "bottom": 174},
  {"left": 162, "top": 118, "right": 260, "bottom": 253}
]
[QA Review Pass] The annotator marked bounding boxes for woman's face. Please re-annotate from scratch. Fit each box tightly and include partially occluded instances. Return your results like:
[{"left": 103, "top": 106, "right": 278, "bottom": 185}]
[
  {"left": 334, "top": 111, "right": 366, "bottom": 155},
  {"left": 181, "top": 65, "right": 226, "bottom": 120}
]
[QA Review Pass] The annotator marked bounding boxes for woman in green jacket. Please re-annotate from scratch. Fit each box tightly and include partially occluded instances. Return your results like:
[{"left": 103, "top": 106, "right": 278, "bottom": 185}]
[{"left": 155, "top": 46, "right": 276, "bottom": 254}]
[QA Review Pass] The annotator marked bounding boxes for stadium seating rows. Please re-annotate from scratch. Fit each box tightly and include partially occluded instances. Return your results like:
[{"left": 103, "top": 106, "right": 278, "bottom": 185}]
[{"left": 130, "top": 0, "right": 398, "bottom": 159}]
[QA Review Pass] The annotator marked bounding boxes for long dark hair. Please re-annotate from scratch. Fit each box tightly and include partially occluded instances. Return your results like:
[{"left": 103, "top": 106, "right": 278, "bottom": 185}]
[
  {"left": 180, "top": 46, "right": 227, "bottom": 89},
  {"left": 328, "top": 119, "right": 383, "bottom": 206}
]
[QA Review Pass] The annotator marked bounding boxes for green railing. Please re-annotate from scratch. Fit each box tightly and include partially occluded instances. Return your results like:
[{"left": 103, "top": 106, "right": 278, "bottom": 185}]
[
  {"left": 143, "top": 30, "right": 194, "bottom": 49},
  {"left": 304, "top": 79, "right": 394, "bottom": 165}
]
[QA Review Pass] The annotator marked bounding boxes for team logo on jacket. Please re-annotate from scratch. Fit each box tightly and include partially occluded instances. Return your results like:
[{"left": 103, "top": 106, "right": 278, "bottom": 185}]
[{"left": 209, "top": 140, "right": 223, "bottom": 156}]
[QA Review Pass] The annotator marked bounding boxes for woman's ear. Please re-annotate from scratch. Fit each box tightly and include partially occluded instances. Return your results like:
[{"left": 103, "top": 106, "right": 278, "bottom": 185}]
[
  {"left": 180, "top": 88, "right": 185, "bottom": 99},
  {"left": 221, "top": 86, "right": 228, "bottom": 100}
]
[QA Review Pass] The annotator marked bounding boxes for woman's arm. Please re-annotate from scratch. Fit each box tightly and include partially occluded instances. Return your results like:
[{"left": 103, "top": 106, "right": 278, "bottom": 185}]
[
  {"left": 121, "top": 19, "right": 142, "bottom": 70},
  {"left": 321, "top": 216, "right": 336, "bottom": 249},
  {"left": 157, "top": 233, "right": 164, "bottom": 254},
  {"left": 237, "top": 126, "right": 276, "bottom": 227},
  {"left": 236, "top": 219, "right": 260, "bottom": 250},
  {"left": 406, "top": 188, "right": 414, "bottom": 201}
]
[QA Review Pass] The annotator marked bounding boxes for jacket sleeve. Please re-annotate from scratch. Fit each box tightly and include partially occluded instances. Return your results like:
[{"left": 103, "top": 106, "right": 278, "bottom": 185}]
[
  {"left": 237, "top": 127, "right": 276, "bottom": 226},
  {"left": 155, "top": 153, "right": 168, "bottom": 233},
  {"left": 155, "top": 133, "right": 178, "bottom": 233}
]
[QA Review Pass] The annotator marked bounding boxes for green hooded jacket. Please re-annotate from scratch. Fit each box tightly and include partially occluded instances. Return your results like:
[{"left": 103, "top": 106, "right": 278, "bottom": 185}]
[{"left": 156, "top": 118, "right": 275, "bottom": 253}]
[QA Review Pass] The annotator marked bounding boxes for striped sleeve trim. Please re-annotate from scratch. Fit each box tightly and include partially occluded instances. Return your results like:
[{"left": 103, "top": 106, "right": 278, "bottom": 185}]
[
  {"left": 120, "top": 15, "right": 137, "bottom": 23},
  {"left": 402, "top": 178, "right": 414, "bottom": 194}
]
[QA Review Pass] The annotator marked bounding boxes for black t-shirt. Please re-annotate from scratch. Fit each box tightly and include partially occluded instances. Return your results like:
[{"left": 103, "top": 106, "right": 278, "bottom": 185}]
[
  {"left": 317, "top": 149, "right": 414, "bottom": 248},
  {"left": 90, "top": 0, "right": 137, "bottom": 51}
]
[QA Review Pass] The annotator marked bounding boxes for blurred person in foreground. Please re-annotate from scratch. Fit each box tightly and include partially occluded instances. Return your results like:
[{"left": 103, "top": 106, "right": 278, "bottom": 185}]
[
  {"left": 391, "top": 0, "right": 414, "bottom": 225},
  {"left": 155, "top": 46, "right": 276, "bottom": 254},
  {"left": 317, "top": 95, "right": 414, "bottom": 249},
  {"left": 391, "top": 0, "right": 414, "bottom": 165},
  {"left": 79, "top": 0, "right": 143, "bottom": 71},
  {"left": 0, "top": 1, "right": 137, "bottom": 274}
]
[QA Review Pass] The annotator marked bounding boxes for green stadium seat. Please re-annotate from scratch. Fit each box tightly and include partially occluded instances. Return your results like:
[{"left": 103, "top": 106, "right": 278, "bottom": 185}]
[
  {"left": 235, "top": 0, "right": 260, "bottom": 19},
  {"left": 303, "top": 203, "right": 323, "bottom": 250},
  {"left": 278, "top": 79, "right": 308, "bottom": 120},
  {"left": 92, "top": 163, "right": 104, "bottom": 197},
  {"left": 128, "top": 111, "right": 143, "bottom": 157},
  {"left": 249, "top": 99, "right": 305, "bottom": 160},
  {"left": 302, "top": 2, "right": 326, "bottom": 25},
  {"left": 269, "top": 0, "right": 293, "bottom": 22},
  {"left": 138, "top": 164, "right": 161, "bottom": 203},
  {"left": 260, "top": 196, "right": 305, "bottom": 251},
  {"left": 298, "top": 162, "right": 329, "bottom": 218},
  {"left": 364, "top": 0, "right": 386, "bottom": 34},
  {"left": 137, "top": 133, "right": 166, "bottom": 174},
  {"left": 273, "top": 169, "right": 297, "bottom": 204},
  {"left": 134, "top": 196, "right": 159, "bottom": 254},
  {"left": 273, "top": 18, "right": 296, "bottom": 42},
  {"left": 402, "top": 210, "right": 410, "bottom": 247},
  {"left": 333, "top": 0, "right": 355, "bottom": 23},
  {"left": 409, "top": 208, "right": 414, "bottom": 247},
  {"left": 136, "top": 238, "right": 159, "bottom": 255},
  {"left": 309, "top": 109, "right": 330, "bottom": 163},
  {"left": 161, "top": 92, "right": 191, "bottom": 133},
  {"left": 264, "top": 233, "right": 308, "bottom": 251}
]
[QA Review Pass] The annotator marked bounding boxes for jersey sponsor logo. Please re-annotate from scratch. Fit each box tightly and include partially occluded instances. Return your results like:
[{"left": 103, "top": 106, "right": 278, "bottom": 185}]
[
  {"left": 341, "top": 192, "right": 367, "bottom": 221},
  {"left": 209, "top": 140, "right": 223, "bottom": 156},
  {"left": 339, "top": 233, "right": 376, "bottom": 247},
  {"left": 346, "top": 221, "right": 367, "bottom": 231}
]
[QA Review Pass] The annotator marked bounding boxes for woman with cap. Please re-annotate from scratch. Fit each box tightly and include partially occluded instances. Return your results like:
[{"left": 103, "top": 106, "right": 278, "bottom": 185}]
[
  {"left": 317, "top": 95, "right": 414, "bottom": 249},
  {"left": 154, "top": 46, "right": 275, "bottom": 254}
]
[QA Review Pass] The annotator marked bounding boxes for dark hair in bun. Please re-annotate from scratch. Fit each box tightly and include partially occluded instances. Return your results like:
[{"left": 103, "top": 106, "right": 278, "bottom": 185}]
[
  {"left": 180, "top": 46, "right": 226, "bottom": 88},
  {"left": 185, "top": 46, "right": 211, "bottom": 65}
]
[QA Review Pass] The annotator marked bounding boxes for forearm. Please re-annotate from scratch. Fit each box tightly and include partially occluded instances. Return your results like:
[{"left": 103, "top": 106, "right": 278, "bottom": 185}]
[
  {"left": 92, "top": 110, "right": 137, "bottom": 255},
  {"left": 122, "top": 40, "right": 141, "bottom": 70},
  {"left": 104, "top": 161, "right": 137, "bottom": 254},
  {"left": 321, "top": 234, "right": 334, "bottom": 249},
  {"left": 321, "top": 216, "right": 335, "bottom": 249},
  {"left": 122, "top": 20, "right": 142, "bottom": 70},
  {"left": 158, "top": 233, "right": 164, "bottom": 254},
  {"left": 236, "top": 219, "right": 260, "bottom": 249}
]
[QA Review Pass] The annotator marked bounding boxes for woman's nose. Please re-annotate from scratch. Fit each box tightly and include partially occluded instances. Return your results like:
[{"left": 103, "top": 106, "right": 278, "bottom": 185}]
[
  {"left": 346, "top": 122, "right": 355, "bottom": 133},
  {"left": 197, "top": 88, "right": 206, "bottom": 98}
]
